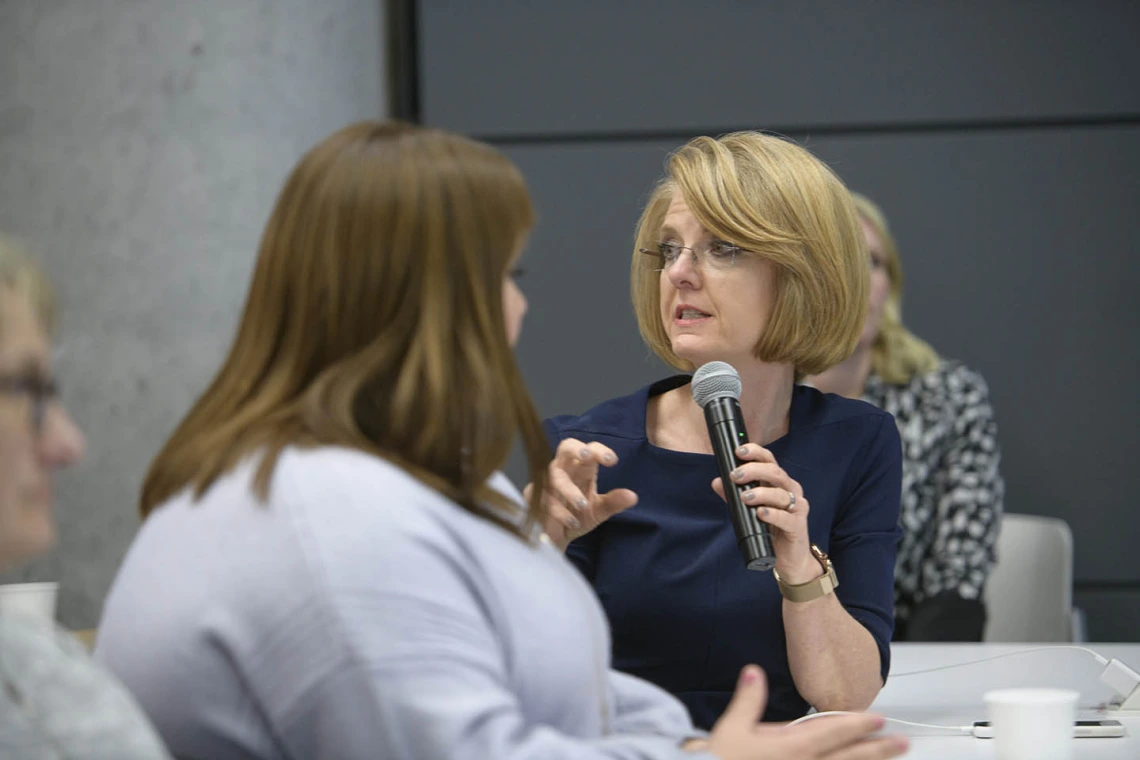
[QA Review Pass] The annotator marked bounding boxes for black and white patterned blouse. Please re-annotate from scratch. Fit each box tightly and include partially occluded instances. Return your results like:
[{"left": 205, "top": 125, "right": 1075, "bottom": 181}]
[{"left": 862, "top": 360, "right": 1005, "bottom": 630}]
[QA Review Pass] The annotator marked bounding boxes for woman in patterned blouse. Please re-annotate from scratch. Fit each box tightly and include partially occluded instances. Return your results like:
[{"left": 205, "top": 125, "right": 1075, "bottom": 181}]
[{"left": 808, "top": 194, "right": 1005, "bottom": 641}]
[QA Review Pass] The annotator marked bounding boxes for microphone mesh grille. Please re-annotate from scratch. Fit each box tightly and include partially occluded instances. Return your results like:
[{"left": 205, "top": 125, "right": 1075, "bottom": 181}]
[{"left": 691, "top": 361, "right": 742, "bottom": 407}]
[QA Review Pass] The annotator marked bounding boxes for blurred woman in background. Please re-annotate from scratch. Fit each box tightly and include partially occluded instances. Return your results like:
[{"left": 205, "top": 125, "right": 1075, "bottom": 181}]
[
  {"left": 808, "top": 193, "right": 1004, "bottom": 641},
  {"left": 0, "top": 236, "right": 170, "bottom": 759}
]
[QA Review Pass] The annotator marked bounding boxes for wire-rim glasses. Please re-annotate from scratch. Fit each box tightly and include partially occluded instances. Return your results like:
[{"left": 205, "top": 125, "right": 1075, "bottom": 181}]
[{"left": 639, "top": 240, "right": 744, "bottom": 272}]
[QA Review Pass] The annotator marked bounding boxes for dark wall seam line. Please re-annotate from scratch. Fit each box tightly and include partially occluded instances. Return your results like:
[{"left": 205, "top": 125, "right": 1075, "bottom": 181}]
[
  {"left": 1073, "top": 581, "right": 1140, "bottom": 592},
  {"left": 475, "top": 113, "right": 1140, "bottom": 147}
]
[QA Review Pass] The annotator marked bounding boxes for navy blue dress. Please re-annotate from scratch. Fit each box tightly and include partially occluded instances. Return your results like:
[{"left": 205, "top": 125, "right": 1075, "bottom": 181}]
[{"left": 545, "top": 376, "right": 902, "bottom": 729}]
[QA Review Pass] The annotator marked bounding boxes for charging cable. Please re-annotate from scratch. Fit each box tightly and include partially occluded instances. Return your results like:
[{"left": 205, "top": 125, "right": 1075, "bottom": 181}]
[
  {"left": 887, "top": 646, "right": 1140, "bottom": 715},
  {"left": 788, "top": 711, "right": 973, "bottom": 736}
]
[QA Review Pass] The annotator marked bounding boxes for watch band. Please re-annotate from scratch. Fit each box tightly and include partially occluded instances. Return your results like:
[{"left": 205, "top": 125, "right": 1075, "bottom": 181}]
[{"left": 773, "top": 544, "right": 839, "bottom": 603}]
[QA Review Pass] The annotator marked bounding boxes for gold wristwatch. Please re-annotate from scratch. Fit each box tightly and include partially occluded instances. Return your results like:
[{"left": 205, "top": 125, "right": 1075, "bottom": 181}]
[{"left": 773, "top": 544, "right": 838, "bottom": 603}]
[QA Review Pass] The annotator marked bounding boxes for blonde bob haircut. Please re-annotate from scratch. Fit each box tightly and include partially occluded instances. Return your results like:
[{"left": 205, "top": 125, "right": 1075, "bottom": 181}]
[
  {"left": 141, "top": 121, "right": 550, "bottom": 538},
  {"left": 0, "top": 235, "right": 56, "bottom": 335},
  {"left": 631, "top": 132, "right": 868, "bottom": 377},
  {"left": 850, "top": 193, "right": 939, "bottom": 385}
]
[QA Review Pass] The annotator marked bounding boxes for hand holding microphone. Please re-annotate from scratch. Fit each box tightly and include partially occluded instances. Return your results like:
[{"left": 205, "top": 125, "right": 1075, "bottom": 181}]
[{"left": 693, "top": 362, "right": 818, "bottom": 580}]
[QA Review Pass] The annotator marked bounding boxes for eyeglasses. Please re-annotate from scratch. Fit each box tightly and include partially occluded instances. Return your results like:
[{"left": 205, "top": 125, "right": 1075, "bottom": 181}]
[
  {"left": 0, "top": 373, "right": 60, "bottom": 434},
  {"left": 639, "top": 240, "right": 745, "bottom": 272}
]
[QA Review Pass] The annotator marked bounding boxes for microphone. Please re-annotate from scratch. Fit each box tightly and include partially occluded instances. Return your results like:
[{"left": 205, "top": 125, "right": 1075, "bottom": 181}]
[{"left": 692, "top": 361, "right": 776, "bottom": 571}]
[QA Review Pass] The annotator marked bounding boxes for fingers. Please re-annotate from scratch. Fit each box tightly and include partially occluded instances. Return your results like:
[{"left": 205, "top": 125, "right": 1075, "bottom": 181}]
[
  {"left": 754, "top": 501, "right": 810, "bottom": 534},
  {"left": 825, "top": 736, "right": 910, "bottom": 760},
  {"left": 546, "top": 501, "right": 581, "bottom": 535},
  {"left": 787, "top": 713, "right": 886, "bottom": 756},
  {"left": 741, "top": 486, "right": 807, "bottom": 514},
  {"left": 734, "top": 443, "right": 777, "bottom": 464},
  {"left": 548, "top": 465, "right": 589, "bottom": 513},
  {"left": 554, "top": 438, "right": 617, "bottom": 471},
  {"left": 729, "top": 461, "right": 794, "bottom": 491},
  {"left": 716, "top": 665, "right": 769, "bottom": 729},
  {"left": 597, "top": 488, "right": 638, "bottom": 521}
]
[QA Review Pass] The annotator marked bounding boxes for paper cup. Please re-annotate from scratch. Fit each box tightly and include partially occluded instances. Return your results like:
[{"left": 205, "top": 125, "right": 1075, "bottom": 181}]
[
  {"left": 984, "top": 687, "right": 1079, "bottom": 760},
  {"left": 0, "top": 581, "right": 59, "bottom": 626}
]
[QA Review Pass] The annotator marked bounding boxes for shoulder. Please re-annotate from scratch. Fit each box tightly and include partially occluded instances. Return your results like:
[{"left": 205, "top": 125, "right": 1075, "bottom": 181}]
[
  {"left": 0, "top": 615, "right": 89, "bottom": 664},
  {"left": 272, "top": 446, "right": 521, "bottom": 543},
  {"left": 0, "top": 618, "right": 168, "bottom": 756},
  {"left": 544, "top": 375, "right": 688, "bottom": 443},
  {"left": 793, "top": 384, "right": 895, "bottom": 436},
  {"left": 908, "top": 360, "right": 996, "bottom": 412}
]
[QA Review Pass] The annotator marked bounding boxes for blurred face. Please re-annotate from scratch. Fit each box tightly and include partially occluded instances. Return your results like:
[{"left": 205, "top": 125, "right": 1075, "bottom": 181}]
[
  {"left": 860, "top": 218, "right": 892, "bottom": 347},
  {"left": 0, "top": 291, "right": 86, "bottom": 571},
  {"left": 658, "top": 195, "right": 778, "bottom": 369},
  {"left": 502, "top": 268, "right": 528, "bottom": 348}
]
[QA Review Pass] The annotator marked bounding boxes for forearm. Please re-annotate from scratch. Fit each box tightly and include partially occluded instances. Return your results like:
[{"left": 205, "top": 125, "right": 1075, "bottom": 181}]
[{"left": 782, "top": 593, "right": 882, "bottom": 711}]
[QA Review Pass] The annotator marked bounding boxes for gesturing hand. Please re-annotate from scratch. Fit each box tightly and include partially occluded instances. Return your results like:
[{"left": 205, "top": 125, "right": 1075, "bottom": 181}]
[
  {"left": 525, "top": 437, "right": 638, "bottom": 551},
  {"left": 700, "top": 665, "right": 908, "bottom": 760}
]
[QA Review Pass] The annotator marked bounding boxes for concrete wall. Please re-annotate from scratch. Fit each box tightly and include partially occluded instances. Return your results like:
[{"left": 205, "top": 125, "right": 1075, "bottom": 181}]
[{"left": 0, "top": 0, "right": 386, "bottom": 628}]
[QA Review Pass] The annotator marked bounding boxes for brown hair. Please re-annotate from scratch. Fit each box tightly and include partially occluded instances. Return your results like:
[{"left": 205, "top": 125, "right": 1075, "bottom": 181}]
[
  {"left": 851, "top": 193, "right": 939, "bottom": 384},
  {"left": 631, "top": 132, "right": 868, "bottom": 377},
  {"left": 140, "top": 121, "right": 549, "bottom": 536}
]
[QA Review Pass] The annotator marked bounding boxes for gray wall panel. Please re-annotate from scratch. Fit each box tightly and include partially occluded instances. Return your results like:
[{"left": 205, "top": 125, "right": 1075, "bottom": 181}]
[
  {"left": 421, "top": 0, "right": 1140, "bottom": 136},
  {"left": 1074, "top": 590, "right": 1140, "bottom": 642}
]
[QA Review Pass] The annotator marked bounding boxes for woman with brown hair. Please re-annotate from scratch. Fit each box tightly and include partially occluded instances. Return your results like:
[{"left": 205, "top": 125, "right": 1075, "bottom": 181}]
[{"left": 95, "top": 122, "right": 906, "bottom": 759}]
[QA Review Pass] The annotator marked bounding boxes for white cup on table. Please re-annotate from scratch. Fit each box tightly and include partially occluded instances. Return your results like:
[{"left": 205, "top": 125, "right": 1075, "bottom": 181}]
[
  {"left": 0, "top": 581, "right": 59, "bottom": 627},
  {"left": 984, "top": 687, "right": 1079, "bottom": 760}
]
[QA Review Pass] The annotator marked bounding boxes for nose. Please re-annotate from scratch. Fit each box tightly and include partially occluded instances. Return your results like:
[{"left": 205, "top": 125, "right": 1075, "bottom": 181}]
[
  {"left": 665, "top": 247, "right": 701, "bottom": 290},
  {"left": 40, "top": 403, "right": 86, "bottom": 468}
]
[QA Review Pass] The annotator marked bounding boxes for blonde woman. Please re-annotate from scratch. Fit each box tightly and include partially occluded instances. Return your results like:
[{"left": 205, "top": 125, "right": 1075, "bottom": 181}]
[
  {"left": 95, "top": 123, "right": 906, "bottom": 760},
  {"left": 808, "top": 194, "right": 1004, "bottom": 642},
  {"left": 0, "top": 238, "right": 170, "bottom": 759},
  {"left": 540, "top": 133, "right": 903, "bottom": 729}
]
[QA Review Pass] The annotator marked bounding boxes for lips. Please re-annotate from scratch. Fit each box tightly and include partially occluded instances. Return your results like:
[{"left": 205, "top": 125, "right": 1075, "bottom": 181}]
[{"left": 674, "top": 304, "right": 712, "bottom": 322}]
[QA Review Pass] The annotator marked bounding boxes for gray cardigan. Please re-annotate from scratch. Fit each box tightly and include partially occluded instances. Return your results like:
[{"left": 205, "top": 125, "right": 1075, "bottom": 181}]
[
  {"left": 0, "top": 612, "right": 171, "bottom": 759},
  {"left": 96, "top": 446, "right": 712, "bottom": 759}
]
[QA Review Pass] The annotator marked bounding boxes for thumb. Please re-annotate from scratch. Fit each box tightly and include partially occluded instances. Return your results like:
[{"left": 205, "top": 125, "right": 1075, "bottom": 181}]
[
  {"left": 718, "top": 665, "right": 768, "bottom": 729},
  {"left": 597, "top": 488, "right": 638, "bottom": 520}
]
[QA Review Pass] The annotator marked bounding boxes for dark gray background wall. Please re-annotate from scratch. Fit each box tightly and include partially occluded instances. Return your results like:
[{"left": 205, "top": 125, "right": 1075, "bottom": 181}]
[{"left": 409, "top": 0, "right": 1140, "bottom": 640}]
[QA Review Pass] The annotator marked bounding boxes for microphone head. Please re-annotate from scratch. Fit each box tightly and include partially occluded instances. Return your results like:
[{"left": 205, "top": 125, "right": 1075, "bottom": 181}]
[{"left": 691, "top": 361, "right": 742, "bottom": 408}]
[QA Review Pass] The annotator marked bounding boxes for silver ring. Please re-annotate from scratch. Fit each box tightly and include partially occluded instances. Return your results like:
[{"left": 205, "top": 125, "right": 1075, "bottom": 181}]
[{"left": 786, "top": 491, "right": 797, "bottom": 513}]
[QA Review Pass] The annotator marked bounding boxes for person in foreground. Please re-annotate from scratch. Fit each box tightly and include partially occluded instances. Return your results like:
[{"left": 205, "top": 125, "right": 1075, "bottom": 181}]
[
  {"left": 540, "top": 132, "right": 903, "bottom": 729},
  {"left": 0, "top": 237, "right": 171, "bottom": 759},
  {"left": 807, "top": 193, "right": 1004, "bottom": 641},
  {"left": 94, "top": 122, "right": 907, "bottom": 759}
]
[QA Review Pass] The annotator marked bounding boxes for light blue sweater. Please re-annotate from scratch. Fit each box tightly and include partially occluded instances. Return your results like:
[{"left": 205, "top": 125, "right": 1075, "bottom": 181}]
[{"left": 96, "top": 446, "right": 710, "bottom": 759}]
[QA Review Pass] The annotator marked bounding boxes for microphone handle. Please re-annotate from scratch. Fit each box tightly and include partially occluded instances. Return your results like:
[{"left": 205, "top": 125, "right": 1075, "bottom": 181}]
[{"left": 703, "top": 397, "right": 776, "bottom": 571}]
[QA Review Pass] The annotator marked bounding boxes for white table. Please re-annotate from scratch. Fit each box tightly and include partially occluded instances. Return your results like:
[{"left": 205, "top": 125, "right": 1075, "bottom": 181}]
[{"left": 869, "top": 643, "right": 1140, "bottom": 758}]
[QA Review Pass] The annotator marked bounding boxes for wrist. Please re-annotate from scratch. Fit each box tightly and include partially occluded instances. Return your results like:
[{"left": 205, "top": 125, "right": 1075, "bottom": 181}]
[
  {"left": 774, "top": 544, "right": 839, "bottom": 603},
  {"left": 775, "top": 552, "right": 824, "bottom": 585},
  {"left": 681, "top": 737, "right": 709, "bottom": 752}
]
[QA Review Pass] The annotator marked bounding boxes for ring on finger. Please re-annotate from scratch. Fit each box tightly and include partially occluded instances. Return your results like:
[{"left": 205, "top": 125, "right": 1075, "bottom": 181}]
[{"left": 786, "top": 490, "right": 797, "bottom": 513}]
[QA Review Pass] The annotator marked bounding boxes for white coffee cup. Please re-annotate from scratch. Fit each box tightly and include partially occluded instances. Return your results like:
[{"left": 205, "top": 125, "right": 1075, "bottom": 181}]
[
  {"left": 0, "top": 581, "right": 59, "bottom": 626},
  {"left": 984, "top": 687, "right": 1079, "bottom": 760}
]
